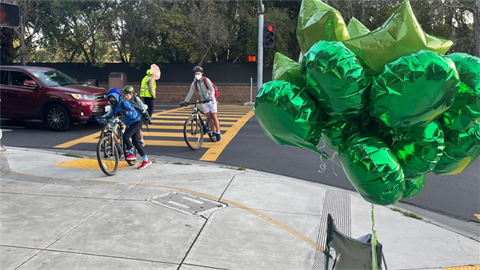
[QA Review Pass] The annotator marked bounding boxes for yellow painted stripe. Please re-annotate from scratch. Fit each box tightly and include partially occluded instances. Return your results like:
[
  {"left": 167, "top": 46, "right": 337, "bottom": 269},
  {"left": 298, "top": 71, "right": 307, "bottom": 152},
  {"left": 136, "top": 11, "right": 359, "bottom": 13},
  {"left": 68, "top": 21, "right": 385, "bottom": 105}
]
[
  {"left": 143, "top": 132, "right": 184, "bottom": 138},
  {"left": 200, "top": 110, "right": 255, "bottom": 161},
  {"left": 475, "top": 214, "right": 480, "bottom": 220},
  {"left": 150, "top": 119, "right": 237, "bottom": 124},
  {"left": 54, "top": 131, "right": 102, "bottom": 148},
  {"left": 444, "top": 265, "right": 480, "bottom": 270},
  {"left": 54, "top": 158, "right": 133, "bottom": 171},
  {"left": 154, "top": 115, "right": 241, "bottom": 121},
  {"left": 144, "top": 140, "right": 215, "bottom": 147},
  {"left": 143, "top": 125, "right": 185, "bottom": 130},
  {"left": 133, "top": 183, "right": 319, "bottom": 249}
]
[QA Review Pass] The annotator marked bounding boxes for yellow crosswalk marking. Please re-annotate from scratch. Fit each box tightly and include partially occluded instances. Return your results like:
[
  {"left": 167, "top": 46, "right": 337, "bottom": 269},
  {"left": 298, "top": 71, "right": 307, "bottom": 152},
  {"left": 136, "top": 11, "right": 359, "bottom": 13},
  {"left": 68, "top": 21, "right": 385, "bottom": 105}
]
[
  {"left": 475, "top": 214, "right": 480, "bottom": 220},
  {"left": 155, "top": 115, "right": 242, "bottom": 121},
  {"left": 200, "top": 110, "right": 255, "bottom": 161},
  {"left": 54, "top": 106, "right": 254, "bottom": 159}
]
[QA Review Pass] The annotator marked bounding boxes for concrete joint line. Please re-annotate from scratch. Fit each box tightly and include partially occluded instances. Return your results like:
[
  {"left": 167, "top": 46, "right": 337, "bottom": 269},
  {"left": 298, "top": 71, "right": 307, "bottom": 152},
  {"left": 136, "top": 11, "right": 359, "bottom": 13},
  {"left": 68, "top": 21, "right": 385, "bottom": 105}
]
[{"left": 15, "top": 183, "right": 140, "bottom": 269}]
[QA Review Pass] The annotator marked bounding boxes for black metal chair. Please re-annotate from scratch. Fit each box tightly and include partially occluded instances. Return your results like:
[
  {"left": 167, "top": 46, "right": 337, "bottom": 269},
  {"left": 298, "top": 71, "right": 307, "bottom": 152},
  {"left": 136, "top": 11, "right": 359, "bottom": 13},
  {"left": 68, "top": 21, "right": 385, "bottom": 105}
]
[{"left": 324, "top": 214, "right": 387, "bottom": 270}]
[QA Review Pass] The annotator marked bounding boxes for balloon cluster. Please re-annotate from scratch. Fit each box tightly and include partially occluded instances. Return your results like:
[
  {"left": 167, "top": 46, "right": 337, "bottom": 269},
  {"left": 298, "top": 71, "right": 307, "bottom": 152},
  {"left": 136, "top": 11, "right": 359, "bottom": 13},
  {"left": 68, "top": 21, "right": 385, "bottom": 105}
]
[{"left": 254, "top": 0, "right": 480, "bottom": 205}]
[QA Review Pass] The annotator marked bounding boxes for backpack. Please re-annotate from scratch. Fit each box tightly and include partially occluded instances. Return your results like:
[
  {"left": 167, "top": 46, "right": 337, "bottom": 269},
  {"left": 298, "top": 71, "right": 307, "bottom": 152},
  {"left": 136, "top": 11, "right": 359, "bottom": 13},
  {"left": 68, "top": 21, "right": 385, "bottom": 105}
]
[
  {"left": 195, "top": 77, "right": 219, "bottom": 99},
  {"left": 121, "top": 98, "right": 151, "bottom": 125}
]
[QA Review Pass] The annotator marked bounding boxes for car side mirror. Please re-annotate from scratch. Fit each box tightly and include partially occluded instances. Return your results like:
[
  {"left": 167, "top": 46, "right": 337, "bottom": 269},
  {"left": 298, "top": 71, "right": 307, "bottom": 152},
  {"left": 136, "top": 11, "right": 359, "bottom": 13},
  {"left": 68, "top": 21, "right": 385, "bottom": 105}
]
[{"left": 24, "top": 80, "right": 38, "bottom": 88}]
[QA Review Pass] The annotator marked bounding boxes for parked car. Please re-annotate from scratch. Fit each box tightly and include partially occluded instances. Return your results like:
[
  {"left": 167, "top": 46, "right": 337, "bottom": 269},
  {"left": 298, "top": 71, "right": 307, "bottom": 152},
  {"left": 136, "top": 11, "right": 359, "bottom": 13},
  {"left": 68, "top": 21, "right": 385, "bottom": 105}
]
[{"left": 0, "top": 65, "right": 110, "bottom": 131}]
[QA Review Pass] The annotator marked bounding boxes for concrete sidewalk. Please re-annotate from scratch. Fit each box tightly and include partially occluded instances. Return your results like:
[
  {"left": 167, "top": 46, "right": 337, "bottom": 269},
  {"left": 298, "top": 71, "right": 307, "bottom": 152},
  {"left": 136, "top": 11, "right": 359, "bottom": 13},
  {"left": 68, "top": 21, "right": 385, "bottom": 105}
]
[{"left": 0, "top": 147, "right": 478, "bottom": 270}]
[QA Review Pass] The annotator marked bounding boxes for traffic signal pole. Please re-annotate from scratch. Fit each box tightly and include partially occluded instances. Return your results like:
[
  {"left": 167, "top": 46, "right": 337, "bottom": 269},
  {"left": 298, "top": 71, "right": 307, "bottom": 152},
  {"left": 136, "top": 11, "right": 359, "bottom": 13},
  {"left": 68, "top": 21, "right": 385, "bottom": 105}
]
[{"left": 257, "top": 0, "right": 264, "bottom": 93}]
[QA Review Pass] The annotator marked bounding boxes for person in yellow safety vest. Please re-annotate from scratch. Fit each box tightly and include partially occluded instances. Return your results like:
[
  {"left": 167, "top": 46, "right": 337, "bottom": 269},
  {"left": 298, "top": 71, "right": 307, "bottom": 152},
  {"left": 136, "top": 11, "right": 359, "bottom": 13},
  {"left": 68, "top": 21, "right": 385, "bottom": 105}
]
[{"left": 140, "top": 69, "right": 156, "bottom": 123}]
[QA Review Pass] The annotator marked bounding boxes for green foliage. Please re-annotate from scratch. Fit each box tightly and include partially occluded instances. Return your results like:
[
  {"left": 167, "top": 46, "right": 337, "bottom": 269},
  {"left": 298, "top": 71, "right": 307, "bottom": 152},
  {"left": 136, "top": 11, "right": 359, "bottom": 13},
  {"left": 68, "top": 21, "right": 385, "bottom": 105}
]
[{"left": 2, "top": 0, "right": 478, "bottom": 65}]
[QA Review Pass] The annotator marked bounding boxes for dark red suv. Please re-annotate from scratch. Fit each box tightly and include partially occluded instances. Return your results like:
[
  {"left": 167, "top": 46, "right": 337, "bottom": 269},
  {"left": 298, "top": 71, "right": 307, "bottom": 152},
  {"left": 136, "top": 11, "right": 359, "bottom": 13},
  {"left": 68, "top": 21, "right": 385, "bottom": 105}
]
[{"left": 0, "top": 66, "right": 109, "bottom": 131}]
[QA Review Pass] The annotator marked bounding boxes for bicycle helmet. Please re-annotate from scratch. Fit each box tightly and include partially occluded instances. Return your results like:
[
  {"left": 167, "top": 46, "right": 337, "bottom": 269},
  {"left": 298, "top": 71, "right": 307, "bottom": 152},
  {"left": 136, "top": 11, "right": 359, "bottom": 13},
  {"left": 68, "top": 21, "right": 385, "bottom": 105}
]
[
  {"left": 146, "top": 69, "right": 153, "bottom": 75},
  {"left": 107, "top": 88, "right": 122, "bottom": 96},
  {"left": 193, "top": 66, "right": 204, "bottom": 73},
  {"left": 123, "top": 85, "right": 135, "bottom": 94}
]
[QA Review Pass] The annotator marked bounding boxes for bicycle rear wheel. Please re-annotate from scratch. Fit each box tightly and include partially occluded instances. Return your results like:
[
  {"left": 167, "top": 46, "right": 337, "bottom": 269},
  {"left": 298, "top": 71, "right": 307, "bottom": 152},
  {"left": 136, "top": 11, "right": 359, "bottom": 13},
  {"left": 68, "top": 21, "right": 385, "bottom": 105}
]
[
  {"left": 183, "top": 115, "right": 204, "bottom": 150},
  {"left": 97, "top": 136, "right": 119, "bottom": 176}
]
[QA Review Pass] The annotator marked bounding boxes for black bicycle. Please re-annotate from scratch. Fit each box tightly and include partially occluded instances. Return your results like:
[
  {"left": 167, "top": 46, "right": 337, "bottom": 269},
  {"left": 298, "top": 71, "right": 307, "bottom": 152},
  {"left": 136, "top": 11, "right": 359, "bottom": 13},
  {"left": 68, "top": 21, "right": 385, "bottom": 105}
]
[
  {"left": 96, "top": 116, "right": 137, "bottom": 176},
  {"left": 181, "top": 100, "right": 217, "bottom": 150}
]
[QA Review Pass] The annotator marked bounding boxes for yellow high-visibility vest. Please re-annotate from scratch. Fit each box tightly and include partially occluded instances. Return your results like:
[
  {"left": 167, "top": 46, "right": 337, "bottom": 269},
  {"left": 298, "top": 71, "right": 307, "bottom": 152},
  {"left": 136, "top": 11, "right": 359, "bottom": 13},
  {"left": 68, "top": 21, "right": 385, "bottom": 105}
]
[{"left": 140, "top": 75, "right": 156, "bottom": 98}]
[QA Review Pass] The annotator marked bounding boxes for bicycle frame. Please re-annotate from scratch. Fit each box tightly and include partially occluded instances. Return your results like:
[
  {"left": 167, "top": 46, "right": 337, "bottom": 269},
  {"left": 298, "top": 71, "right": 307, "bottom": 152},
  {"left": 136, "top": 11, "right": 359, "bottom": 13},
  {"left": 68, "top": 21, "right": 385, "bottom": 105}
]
[
  {"left": 191, "top": 102, "right": 213, "bottom": 134},
  {"left": 100, "top": 117, "right": 129, "bottom": 158}
]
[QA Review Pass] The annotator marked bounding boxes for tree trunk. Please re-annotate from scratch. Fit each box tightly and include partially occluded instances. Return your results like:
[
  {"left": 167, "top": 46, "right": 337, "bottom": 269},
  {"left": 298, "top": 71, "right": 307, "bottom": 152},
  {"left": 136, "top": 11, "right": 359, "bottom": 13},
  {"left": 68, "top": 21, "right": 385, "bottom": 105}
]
[{"left": 20, "top": 10, "right": 27, "bottom": 65}]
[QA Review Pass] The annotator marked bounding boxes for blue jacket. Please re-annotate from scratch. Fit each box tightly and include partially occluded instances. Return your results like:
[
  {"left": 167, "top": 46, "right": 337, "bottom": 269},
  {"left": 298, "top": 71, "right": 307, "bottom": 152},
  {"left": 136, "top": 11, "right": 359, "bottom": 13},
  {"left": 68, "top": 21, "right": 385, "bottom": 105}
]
[{"left": 104, "top": 93, "right": 141, "bottom": 126}]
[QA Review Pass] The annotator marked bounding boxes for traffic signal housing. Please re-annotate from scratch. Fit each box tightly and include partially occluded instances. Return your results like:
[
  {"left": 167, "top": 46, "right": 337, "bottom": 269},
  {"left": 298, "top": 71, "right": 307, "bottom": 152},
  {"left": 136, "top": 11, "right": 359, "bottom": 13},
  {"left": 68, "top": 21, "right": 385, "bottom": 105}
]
[
  {"left": 263, "top": 23, "right": 275, "bottom": 48},
  {"left": 0, "top": 3, "right": 20, "bottom": 28}
]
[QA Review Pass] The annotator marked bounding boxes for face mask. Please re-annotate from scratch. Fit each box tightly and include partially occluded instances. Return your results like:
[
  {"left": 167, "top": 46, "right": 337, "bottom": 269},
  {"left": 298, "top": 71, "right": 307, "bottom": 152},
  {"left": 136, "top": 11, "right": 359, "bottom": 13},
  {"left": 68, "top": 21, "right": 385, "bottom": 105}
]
[
  {"left": 195, "top": 74, "right": 202, "bottom": 80},
  {"left": 109, "top": 99, "right": 118, "bottom": 106}
]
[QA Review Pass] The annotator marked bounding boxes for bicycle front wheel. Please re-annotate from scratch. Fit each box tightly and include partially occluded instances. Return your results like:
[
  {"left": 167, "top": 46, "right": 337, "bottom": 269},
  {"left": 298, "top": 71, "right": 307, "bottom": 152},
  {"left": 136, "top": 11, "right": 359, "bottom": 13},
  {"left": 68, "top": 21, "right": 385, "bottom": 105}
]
[
  {"left": 97, "top": 136, "right": 119, "bottom": 176},
  {"left": 183, "top": 116, "right": 204, "bottom": 150}
]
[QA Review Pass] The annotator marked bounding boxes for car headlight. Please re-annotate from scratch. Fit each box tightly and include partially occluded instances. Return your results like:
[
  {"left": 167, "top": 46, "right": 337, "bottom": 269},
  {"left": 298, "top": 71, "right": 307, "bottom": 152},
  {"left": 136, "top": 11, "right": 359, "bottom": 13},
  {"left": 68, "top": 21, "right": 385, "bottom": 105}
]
[{"left": 67, "top": 93, "right": 96, "bottom": 100}]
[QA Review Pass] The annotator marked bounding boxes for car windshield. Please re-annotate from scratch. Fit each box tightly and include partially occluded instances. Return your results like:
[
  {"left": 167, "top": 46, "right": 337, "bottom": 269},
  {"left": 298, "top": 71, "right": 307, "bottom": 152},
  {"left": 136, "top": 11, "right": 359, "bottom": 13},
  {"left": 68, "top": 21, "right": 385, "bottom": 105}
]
[{"left": 32, "top": 70, "right": 79, "bottom": 87}]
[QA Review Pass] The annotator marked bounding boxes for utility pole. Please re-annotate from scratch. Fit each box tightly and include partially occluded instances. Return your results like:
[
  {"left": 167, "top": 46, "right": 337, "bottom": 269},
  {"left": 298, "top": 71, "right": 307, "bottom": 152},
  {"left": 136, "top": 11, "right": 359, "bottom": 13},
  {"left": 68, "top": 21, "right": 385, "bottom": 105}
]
[{"left": 257, "top": 0, "right": 264, "bottom": 92}]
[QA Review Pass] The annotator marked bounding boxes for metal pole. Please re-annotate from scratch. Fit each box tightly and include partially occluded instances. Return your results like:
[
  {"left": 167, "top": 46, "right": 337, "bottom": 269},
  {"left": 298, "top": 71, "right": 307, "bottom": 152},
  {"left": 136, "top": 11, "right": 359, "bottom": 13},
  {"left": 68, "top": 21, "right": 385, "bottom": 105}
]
[
  {"left": 250, "top": 77, "right": 253, "bottom": 103},
  {"left": 257, "top": 0, "right": 264, "bottom": 92}
]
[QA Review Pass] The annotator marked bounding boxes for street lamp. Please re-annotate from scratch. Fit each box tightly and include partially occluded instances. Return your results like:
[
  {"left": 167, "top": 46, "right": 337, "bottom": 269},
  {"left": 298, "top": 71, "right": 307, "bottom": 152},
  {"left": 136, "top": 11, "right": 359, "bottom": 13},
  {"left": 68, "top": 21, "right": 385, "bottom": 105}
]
[{"left": 257, "top": 0, "right": 265, "bottom": 93}]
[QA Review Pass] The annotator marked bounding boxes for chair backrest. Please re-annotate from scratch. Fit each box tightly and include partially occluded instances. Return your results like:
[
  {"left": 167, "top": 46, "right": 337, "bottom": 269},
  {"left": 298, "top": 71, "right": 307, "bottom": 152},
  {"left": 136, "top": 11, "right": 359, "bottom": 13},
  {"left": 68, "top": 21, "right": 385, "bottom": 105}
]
[{"left": 325, "top": 214, "right": 385, "bottom": 270}]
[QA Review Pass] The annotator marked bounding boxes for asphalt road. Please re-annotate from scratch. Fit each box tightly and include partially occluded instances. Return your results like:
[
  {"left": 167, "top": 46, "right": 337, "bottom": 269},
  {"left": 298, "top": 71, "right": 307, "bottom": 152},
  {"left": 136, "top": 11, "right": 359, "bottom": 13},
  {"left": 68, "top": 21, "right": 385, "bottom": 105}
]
[{"left": 1, "top": 105, "right": 479, "bottom": 224}]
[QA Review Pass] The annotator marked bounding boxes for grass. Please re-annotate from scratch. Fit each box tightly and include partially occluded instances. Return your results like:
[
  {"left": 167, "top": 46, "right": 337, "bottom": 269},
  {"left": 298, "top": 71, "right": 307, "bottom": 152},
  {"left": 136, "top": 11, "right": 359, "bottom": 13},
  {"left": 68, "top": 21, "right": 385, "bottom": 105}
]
[
  {"left": 172, "top": 162, "right": 191, "bottom": 165},
  {"left": 220, "top": 165, "right": 247, "bottom": 171},
  {"left": 63, "top": 153, "right": 83, "bottom": 158},
  {"left": 391, "top": 208, "right": 423, "bottom": 220}
]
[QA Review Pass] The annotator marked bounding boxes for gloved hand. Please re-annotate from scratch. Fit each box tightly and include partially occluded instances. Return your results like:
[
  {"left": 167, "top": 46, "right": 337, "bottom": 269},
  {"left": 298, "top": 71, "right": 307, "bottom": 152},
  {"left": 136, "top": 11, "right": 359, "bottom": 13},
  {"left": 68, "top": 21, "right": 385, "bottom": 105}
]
[{"left": 179, "top": 101, "right": 187, "bottom": 107}]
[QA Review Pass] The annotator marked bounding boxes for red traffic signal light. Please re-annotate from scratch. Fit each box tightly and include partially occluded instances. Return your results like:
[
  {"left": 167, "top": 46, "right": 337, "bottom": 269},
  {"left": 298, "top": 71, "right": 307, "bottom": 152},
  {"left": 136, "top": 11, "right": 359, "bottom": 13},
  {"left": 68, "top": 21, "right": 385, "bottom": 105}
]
[
  {"left": 248, "top": 55, "right": 257, "bottom": 62},
  {"left": 263, "top": 23, "right": 275, "bottom": 48},
  {"left": 0, "top": 3, "right": 20, "bottom": 28}
]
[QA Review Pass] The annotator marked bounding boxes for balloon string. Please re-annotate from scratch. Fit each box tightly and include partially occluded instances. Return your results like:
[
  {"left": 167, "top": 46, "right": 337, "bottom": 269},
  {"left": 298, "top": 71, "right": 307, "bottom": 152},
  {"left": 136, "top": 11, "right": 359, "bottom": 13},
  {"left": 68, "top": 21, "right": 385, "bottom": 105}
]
[
  {"left": 316, "top": 138, "right": 342, "bottom": 172},
  {"left": 371, "top": 204, "right": 378, "bottom": 270}
]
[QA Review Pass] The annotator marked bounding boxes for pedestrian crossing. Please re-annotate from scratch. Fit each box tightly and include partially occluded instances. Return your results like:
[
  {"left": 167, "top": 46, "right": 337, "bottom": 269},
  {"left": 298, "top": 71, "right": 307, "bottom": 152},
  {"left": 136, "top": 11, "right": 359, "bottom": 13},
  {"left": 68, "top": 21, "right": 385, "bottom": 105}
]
[{"left": 54, "top": 105, "right": 255, "bottom": 161}]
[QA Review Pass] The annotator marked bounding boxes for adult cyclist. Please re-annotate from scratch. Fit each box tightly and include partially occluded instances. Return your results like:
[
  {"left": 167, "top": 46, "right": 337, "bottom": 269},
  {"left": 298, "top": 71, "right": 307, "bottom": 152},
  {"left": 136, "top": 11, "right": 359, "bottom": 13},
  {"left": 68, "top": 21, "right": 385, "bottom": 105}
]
[{"left": 179, "top": 66, "right": 221, "bottom": 141}]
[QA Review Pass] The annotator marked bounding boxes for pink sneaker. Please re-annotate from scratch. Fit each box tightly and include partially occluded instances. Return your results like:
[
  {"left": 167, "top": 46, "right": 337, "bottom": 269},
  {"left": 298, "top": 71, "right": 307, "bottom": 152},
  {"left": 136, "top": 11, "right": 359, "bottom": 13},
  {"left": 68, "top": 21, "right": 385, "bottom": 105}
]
[
  {"left": 137, "top": 159, "right": 152, "bottom": 169},
  {"left": 126, "top": 153, "right": 136, "bottom": 160}
]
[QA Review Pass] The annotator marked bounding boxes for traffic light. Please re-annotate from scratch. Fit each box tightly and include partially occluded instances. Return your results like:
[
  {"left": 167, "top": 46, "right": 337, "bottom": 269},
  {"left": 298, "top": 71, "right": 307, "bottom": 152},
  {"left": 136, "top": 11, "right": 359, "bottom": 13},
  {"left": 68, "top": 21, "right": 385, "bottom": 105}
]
[
  {"left": 0, "top": 3, "right": 20, "bottom": 28},
  {"left": 263, "top": 23, "right": 275, "bottom": 48}
]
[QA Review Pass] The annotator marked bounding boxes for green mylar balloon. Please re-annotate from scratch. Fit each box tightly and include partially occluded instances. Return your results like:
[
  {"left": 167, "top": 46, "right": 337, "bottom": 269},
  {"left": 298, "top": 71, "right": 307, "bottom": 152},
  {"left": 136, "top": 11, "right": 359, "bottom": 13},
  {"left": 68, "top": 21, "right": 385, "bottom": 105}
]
[
  {"left": 302, "top": 40, "right": 369, "bottom": 120},
  {"left": 254, "top": 81, "right": 323, "bottom": 153},
  {"left": 433, "top": 121, "right": 480, "bottom": 175},
  {"left": 392, "top": 121, "right": 445, "bottom": 180},
  {"left": 441, "top": 53, "right": 480, "bottom": 130},
  {"left": 403, "top": 174, "right": 426, "bottom": 199},
  {"left": 370, "top": 50, "right": 460, "bottom": 129},
  {"left": 343, "top": 0, "right": 452, "bottom": 75},
  {"left": 321, "top": 116, "right": 349, "bottom": 152},
  {"left": 339, "top": 133, "right": 405, "bottom": 205},
  {"left": 273, "top": 52, "right": 305, "bottom": 88},
  {"left": 347, "top": 17, "right": 370, "bottom": 39},
  {"left": 296, "top": 0, "right": 349, "bottom": 53}
]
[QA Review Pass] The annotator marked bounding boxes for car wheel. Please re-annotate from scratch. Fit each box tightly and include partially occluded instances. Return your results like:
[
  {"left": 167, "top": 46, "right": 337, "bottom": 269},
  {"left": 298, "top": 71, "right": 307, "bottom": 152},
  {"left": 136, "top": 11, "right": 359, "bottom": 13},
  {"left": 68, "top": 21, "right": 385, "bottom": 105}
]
[{"left": 44, "top": 104, "right": 71, "bottom": 131}]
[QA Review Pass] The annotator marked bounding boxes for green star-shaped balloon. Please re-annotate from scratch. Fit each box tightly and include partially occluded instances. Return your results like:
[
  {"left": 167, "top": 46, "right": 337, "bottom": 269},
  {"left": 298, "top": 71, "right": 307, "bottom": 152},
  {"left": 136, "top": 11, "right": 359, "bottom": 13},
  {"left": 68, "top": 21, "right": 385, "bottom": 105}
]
[
  {"left": 296, "top": 0, "right": 349, "bottom": 53},
  {"left": 272, "top": 53, "right": 305, "bottom": 88},
  {"left": 346, "top": 17, "right": 370, "bottom": 39},
  {"left": 343, "top": 1, "right": 453, "bottom": 74}
]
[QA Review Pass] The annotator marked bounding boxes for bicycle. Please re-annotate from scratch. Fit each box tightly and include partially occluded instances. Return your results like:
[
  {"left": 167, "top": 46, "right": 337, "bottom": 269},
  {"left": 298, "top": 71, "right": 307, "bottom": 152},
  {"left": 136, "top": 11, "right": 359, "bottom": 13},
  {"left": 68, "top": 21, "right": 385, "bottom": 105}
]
[
  {"left": 96, "top": 115, "right": 137, "bottom": 176},
  {"left": 180, "top": 99, "right": 217, "bottom": 150}
]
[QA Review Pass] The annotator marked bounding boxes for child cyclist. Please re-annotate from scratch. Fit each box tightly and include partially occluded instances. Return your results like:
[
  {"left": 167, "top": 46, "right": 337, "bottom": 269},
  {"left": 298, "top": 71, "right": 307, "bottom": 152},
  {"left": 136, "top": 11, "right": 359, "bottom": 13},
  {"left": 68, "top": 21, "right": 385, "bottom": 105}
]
[
  {"left": 180, "top": 66, "right": 221, "bottom": 141},
  {"left": 122, "top": 85, "right": 147, "bottom": 146},
  {"left": 103, "top": 88, "right": 151, "bottom": 170}
]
